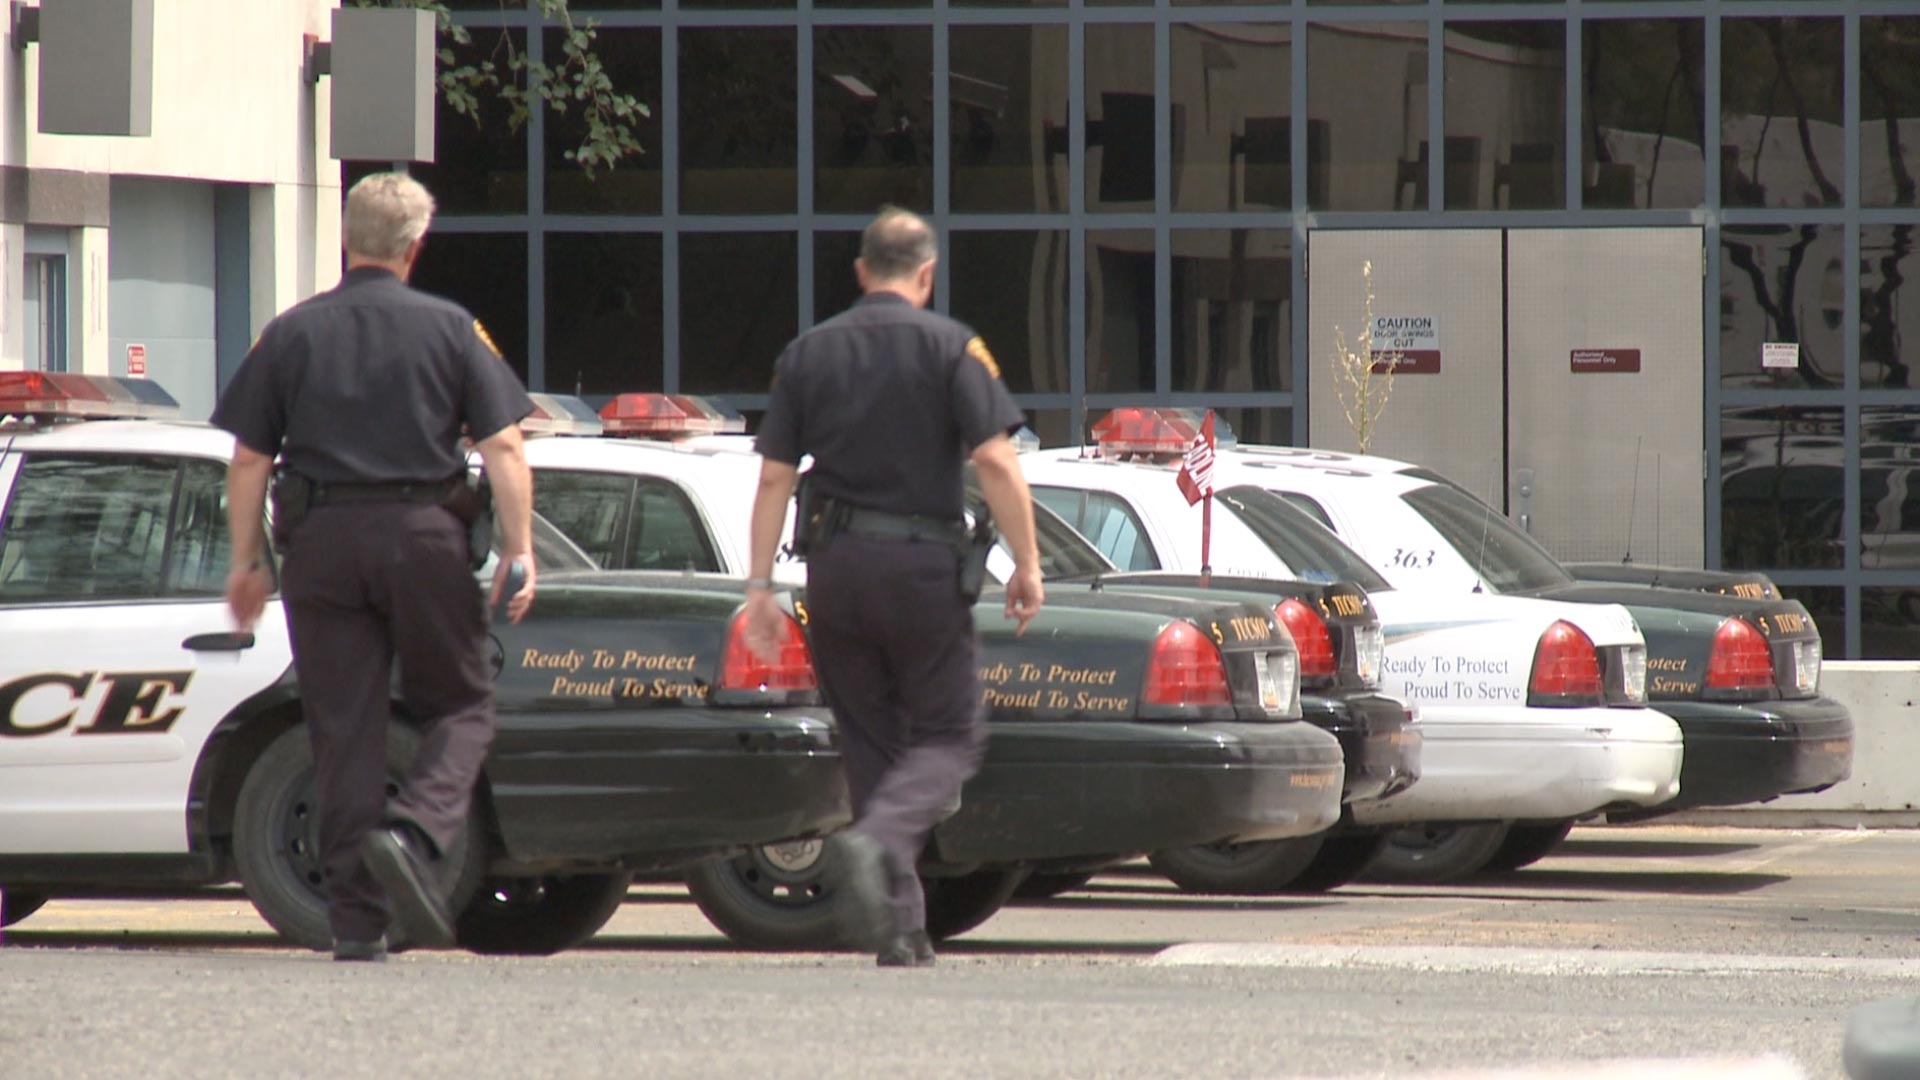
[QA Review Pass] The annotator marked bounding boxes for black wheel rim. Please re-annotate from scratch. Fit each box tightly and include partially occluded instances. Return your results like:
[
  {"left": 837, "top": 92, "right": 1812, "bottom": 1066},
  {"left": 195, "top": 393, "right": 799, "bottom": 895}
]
[
  {"left": 729, "top": 839, "right": 828, "bottom": 908},
  {"left": 268, "top": 765, "right": 405, "bottom": 909}
]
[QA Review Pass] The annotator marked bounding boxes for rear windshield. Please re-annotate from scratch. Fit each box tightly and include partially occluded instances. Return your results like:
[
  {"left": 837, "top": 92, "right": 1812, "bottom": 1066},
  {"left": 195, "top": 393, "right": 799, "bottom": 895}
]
[
  {"left": 1401, "top": 482, "right": 1573, "bottom": 592},
  {"left": 965, "top": 484, "right": 1115, "bottom": 581},
  {"left": 1216, "top": 486, "right": 1392, "bottom": 592}
]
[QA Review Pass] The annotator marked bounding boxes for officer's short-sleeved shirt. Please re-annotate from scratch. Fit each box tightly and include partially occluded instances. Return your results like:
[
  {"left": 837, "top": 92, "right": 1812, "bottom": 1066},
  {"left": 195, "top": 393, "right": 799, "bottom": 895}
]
[
  {"left": 755, "top": 292, "right": 1025, "bottom": 520},
  {"left": 212, "top": 267, "right": 533, "bottom": 485}
]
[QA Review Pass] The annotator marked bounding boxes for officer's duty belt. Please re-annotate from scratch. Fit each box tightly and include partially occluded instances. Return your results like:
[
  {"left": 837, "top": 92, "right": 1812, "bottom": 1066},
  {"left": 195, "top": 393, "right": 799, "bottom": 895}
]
[
  {"left": 309, "top": 477, "right": 459, "bottom": 507},
  {"left": 839, "top": 507, "right": 966, "bottom": 545}
]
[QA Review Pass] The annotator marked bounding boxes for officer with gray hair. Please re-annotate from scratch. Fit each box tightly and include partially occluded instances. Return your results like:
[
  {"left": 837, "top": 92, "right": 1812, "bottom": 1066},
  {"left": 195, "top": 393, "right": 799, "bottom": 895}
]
[{"left": 212, "top": 171, "right": 536, "bottom": 961}]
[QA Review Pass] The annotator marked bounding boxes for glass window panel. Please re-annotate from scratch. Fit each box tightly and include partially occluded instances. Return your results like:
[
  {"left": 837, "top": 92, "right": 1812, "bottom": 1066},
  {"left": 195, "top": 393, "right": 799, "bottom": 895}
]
[
  {"left": 629, "top": 479, "right": 724, "bottom": 571},
  {"left": 1720, "top": 406, "right": 1844, "bottom": 570},
  {"left": 0, "top": 456, "right": 175, "bottom": 603},
  {"left": 1086, "top": 26, "right": 1156, "bottom": 210},
  {"left": 1087, "top": 229, "right": 1155, "bottom": 394},
  {"left": 815, "top": 29, "right": 934, "bottom": 214},
  {"left": 1215, "top": 407, "right": 1291, "bottom": 447},
  {"left": 1023, "top": 407, "right": 1073, "bottom": 447},
  {"left": 410, "top": 30, "right": 529, "bottom": 214},
  {"left": 1721, "top": 18, "right": 1843, "bottom": 209},
  {"left": 534, "top": 470, "right": 636, "bottom": 568},
  {"left": 956, "top": 0, "right": 1062, "bottom": 11},
  {"left": 681, "top": 232, "right": 798, "bottom": 394},
  {"left": 1173, "top": 24, "right": 1291, "bottom": 213},
  {"left": 813, "top": 231, "right": 864, "bottom": 324},
  {"left": 1862, "top": 409, "right": 1920, "bottom": 569},
  {"left": 545, "top": 233, "right": 663, "bottom": 396},
  {"left": 683, "top": 0, "right": 790, "bottom": 13},
  {"left": 1863, "top": 225, "right": 1920, "bottom": 389},
  {"left": 1719, "top": 225, "right": 1844, "bottom": 390},
  {"left": 1172, "top": 229, "right": 1291, "bottom": 393},
  {"left": 952, "top": 230, "right": 1070, "bottom": 395},
  {"left": 1445, "top": 22, "right": 1564, "bottom": 211},
  {"left": 950, "top": 26, "right": 1069, "bottom": 214},
  {"left": 545, "top": 29, "right": 661, "bottom": 214},
  {"left": 413, "top": 233, "right": 531, "bottom": 386},
  {"left": 1864, "top": 18, "right": 1920, "bottom": 209},
  {"left": 164, "top": 460, "right": 236, "bottom": 597},
  {"left": 1785, "top": 585, "right": 1846, "bottom": 662},
  {"left": 1310, "top": 0, "right": 1418, "bottom": 7},
  {"left": 1581, "top": 20, "right": 1704, "bottom": 210},
  {"left": 1308, "top": 23, "right": 1427, "bottom": 211},
  {"left": 680, "top": 30, "right": 797, "bottom": 213},
  {"left": 1861, "top": 587, "right": 1920, "bottom": 660}
]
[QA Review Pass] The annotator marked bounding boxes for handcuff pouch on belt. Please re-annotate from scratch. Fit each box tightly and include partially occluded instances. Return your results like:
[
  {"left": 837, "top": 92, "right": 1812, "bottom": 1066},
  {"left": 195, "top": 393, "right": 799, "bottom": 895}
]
[
  {"left": 444, "top": 471, "right": 495, "bottom": 572},
  {"left": 268, "top": 469, "right": 313, "bottom": 555}
]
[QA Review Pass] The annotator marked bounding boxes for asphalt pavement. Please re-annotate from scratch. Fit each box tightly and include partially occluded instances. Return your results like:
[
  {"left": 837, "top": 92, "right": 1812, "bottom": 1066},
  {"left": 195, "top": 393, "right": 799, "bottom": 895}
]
[{"left": 5, "top": 824, "right": 1920, "bottom": 1080}]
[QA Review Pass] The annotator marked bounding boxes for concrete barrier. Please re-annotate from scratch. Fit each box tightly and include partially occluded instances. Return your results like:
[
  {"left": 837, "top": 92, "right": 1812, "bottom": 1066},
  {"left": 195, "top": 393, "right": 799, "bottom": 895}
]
[{"left": 1665, "top": 661, "right": 1920, "bottom": 828}]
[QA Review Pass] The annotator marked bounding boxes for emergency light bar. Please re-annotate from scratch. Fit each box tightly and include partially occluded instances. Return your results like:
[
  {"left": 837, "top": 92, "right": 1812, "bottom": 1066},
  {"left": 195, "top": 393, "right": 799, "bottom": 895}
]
[
  {"left": 0, "top": 372, "right": 180, "bottom": 422},
  {"left": 1011, "top": 426, "right": 1041, "bottom": 454},
  {"left": 600, "top": 393, "right": 746, "bottom": 438},
  {"left": 522, "top": 393, "right": 605, "bottom": 436},
  {"left": 1090, "top": 408, "right": 1237, "bottom": 457}
]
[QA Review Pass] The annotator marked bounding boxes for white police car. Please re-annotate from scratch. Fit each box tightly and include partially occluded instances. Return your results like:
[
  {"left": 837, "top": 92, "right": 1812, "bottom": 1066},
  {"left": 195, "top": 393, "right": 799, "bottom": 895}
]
[
  {"left": 1018, "top": 410, "right": 1686, "bottom": 883},
  {"left": 0, "top": 374, "right": 851, "bottom": 954}
]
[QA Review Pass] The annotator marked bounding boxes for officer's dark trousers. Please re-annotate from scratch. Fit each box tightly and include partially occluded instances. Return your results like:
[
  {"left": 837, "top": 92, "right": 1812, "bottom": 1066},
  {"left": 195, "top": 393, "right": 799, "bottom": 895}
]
[
  {"left": 280, "top": 502, "right": 497, "bottom": 944},
  {"left": 806, "top": 534, "right": 988, "bottom": 937}
]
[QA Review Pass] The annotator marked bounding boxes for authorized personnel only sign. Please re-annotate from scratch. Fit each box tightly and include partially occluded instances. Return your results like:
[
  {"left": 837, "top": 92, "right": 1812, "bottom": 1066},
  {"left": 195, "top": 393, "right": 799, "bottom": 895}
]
[
  {"left": 1369, "top": 315, "right": 1440, "bottom": 374},
  {"left": 1762, "top": 342, "right": 1800, "bottom": 370},
  {"left": 1571, "top": 348, "right": 1641, "bottom": 373},
  {"left": 125, "top": 343, "right": 147, "bottom": 378}
]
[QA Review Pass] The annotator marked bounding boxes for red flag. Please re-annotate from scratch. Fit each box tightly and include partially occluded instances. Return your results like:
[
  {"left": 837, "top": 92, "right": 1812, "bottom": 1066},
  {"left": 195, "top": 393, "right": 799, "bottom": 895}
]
[{"left": 1175, "top": 411, "right": 1216, "bottom": 506}]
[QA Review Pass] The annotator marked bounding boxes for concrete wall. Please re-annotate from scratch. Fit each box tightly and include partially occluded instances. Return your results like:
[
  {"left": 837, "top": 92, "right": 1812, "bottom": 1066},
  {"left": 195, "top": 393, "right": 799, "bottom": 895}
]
[{"left": 1670, "top": 662, "right": 1920, "bottom": 828}]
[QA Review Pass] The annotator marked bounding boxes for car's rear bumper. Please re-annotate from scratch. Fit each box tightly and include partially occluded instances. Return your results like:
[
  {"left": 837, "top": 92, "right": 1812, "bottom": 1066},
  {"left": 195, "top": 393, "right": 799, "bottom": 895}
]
[
  {"left": 932, "top": 720, "right": 1346, "bottom": 863},
  {"left": 1351, "top": 704, "right": 1684, "bottom": 826},
  {"left": 486, "top": 707, "right": 850, "bottom": 866},
  {"left": 1301, "top": 691, "right": 1420, "bottom": 805},
  {"left": 1634, "top": 696, "right": 1853, "bottom": 812}
]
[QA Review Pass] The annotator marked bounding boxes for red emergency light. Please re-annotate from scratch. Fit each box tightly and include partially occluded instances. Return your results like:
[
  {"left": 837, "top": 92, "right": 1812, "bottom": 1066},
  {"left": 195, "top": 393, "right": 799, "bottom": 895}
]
[
  {"left": 521, "top": 393, "right": 604, "bottom": 436},
  {"left": 1091, "top": 407, "right": 1239, "bottom": 458},
  {"left": 599, "top": 393, "right": 747, "bottom": 438},
  {"left": 0, "top": 372, "right": 180, "bottom": 422}
]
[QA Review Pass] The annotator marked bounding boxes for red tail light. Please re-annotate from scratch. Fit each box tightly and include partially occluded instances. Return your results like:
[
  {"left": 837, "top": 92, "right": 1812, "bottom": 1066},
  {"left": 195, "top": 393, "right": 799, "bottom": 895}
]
[
  {"left": 720, "top": 610, "right": 817, "bottom": 692},
  {"left": 1275, "top": 599, "right": 1335, "bottom": 678},
  {"left": 1142, "top": 621, "right": 1232, "bottom": 707},
  {"left": 1530, "top": 620, "right": 1603, "bottom": 699},
  {"left": 1706, "top": 617, "right": 1774, "bottom": 691}
]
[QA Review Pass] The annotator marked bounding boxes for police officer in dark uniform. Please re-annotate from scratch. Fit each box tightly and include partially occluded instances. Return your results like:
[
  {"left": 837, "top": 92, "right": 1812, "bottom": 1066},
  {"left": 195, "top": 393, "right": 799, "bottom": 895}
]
[
  {"left": 213, "top": 172, "right": 537, "bottom": 961},
  {"left": 744, "top": 206, "right": 1045, "bottom": 967}
]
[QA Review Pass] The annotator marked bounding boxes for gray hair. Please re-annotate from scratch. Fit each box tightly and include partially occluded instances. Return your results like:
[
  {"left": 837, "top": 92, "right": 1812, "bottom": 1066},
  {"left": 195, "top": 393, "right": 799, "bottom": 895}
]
[
  {"left": 859, "top": 206, "right": 937, "bottom": 282},
  {"left": 343, "top": 172, "right": 436, "bottom": 261}
]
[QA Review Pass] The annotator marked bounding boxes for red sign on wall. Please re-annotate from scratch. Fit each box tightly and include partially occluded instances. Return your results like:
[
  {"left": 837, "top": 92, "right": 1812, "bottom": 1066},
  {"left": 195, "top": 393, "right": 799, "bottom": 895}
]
[
  {"left": 1570, "top": 348, "right": 1640, "bottom": 373},
  {"left": 1370, "top": 350, "right": 1442, "bottom": 374},
  {"left": 126, "top": 343, "right": 147, "bottom": 378}
]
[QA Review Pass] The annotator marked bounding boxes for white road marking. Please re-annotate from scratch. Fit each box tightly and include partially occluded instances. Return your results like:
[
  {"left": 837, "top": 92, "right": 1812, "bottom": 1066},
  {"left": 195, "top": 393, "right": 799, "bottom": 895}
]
[
  {"left": 1153, "top": 941, "right": 1920, "bottom": 980},
  {"left": 1305, "top": 1056, "right": 1805, "bottom": 1080}
]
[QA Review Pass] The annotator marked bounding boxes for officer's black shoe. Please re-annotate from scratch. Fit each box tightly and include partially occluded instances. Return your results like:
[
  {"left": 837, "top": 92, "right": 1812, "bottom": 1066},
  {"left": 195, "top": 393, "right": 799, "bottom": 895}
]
[
  {"left": 331, "top": 936, "right": 388, "bottom": 963},
  {"left": 363, "top": 822, "right": 455, "bottom": 949},
  {"left": 825, "top": 832, "right": 892, "bottom": 952},
  {"left": 875, "top": 929, "right": 935, "bottom": 968}
]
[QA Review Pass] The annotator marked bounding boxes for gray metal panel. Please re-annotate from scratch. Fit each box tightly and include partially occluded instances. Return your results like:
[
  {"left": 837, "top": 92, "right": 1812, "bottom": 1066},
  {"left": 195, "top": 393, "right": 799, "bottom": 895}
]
[
  {"left": 1308, "top": 229, "right": 1506, "bottom": 508},
  {"left": 1507, "top": 228, "right": 1705, "bottom": 567},
  {"left": 37, "top": 0, "right": 153, "bottom": 137},
  {"left": 213, "top": 185, "right": 250, "bottom": 396},
  {"left": 329, "top": 8, "right": 436, "bottom": 163},
  {"left": 109, "top": 178, "right": 217, "bottom": 421}
]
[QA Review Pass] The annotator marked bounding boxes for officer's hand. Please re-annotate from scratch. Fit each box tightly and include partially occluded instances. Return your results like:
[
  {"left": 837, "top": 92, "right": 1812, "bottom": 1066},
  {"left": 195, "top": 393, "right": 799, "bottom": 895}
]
[
  {"left": 1004, "top": 566, "right": 1044, "bottom": 637},
  {"left": 491, "top": 553, "right": 537, "bottom": 625},
  {"left": 743, "top": 587, "right": 785, "bottom": 665},
  {"left": 226, "top": 562, "right": 271, "bottom": 632}
]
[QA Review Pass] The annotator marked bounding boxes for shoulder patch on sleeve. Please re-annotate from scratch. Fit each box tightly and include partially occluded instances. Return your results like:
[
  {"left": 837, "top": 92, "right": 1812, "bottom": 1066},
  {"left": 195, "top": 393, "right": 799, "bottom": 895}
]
[
  {"left": 966, "top": 336, "right": 1001, "bottom": 379},
  {"left": 473, "top": 319, "right": 504, "bottom": 360}
]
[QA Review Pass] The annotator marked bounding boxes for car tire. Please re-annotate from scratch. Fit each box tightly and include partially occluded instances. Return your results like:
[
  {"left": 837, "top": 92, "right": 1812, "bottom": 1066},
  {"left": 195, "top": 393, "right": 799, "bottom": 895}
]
[
  {"left": 922, "top": 869, "right": 1027, "bottom": 941},
  {"left": 1479, "top": 820, "right": 1576, "bottom": 874},
  {"left": 1, "top": 890, "right": 49, "bottom": 928},
  {"left": 1281, "top": 833, "right": 1392, "bottom": 893},
  {"left": 232, "top": 724, "right": 484, "bottom": 952},
  {"left": 455, "top": 872, "right": 633, "bottom": 955},
  {"left": 1361, "top": 822, "right": 1511, "bottom": 884},
  {"left": 684, "top": 839, "right": 840, "bottom": 950},
  {"left": 1011, "top": 871, "right": 1097, "bottom": 900},
  {"left": 1147, "top": 837, "right": 1326, "bottom": 895}
]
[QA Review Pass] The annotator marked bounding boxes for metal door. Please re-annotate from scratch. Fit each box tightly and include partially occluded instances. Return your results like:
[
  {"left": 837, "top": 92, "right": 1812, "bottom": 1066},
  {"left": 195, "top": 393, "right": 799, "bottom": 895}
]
[{"left": 1308, "top": 227, "right": 1704, "bottom": 567}]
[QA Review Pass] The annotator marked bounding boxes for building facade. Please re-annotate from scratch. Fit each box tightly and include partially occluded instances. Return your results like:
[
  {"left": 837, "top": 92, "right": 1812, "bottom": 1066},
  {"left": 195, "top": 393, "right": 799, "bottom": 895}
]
[{"left": 1, "top": 1, "right": 342, "bottom": 420}]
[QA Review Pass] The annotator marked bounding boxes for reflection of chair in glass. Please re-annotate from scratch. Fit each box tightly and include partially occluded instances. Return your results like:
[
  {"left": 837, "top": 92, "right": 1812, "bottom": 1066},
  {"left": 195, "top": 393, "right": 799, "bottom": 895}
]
[
  {"left": 1229, "top": 117, "right": 1329, "bottom": 209},
  {"left": 1584, "top": 160, "right": 1638, "bottom": 208},
  {"left": 1395, "top": 137, "right": 1482, "bottom": 210},
  {"left": 1088, "top": 93, "right": 1182, "bottom": 206},
  {"left": 1495, "top": 142, "right": 1558, "bottom": 209}
]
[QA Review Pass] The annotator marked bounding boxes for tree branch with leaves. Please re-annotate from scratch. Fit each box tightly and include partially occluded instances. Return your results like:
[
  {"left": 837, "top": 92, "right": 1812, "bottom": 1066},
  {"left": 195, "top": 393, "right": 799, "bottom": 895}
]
[
  {"left": 363, "top": 0, "right": 648, "bottom": 175},
  {"left": 1328, "top": 260, "right": 1401, "bottom": 454}
]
